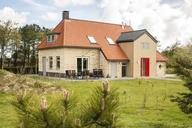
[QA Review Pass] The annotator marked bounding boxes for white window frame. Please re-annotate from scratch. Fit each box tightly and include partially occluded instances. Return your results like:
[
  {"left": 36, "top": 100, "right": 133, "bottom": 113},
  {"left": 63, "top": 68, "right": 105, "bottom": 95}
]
[
  {"left": 76, "top": 57, "right": 89, "bottom": 72},
  {"left": 87, "top": 36, "right": 97, "bottom": 44},
  {"left": 106, "top": 37, "right": 115, "bottom": 44}
]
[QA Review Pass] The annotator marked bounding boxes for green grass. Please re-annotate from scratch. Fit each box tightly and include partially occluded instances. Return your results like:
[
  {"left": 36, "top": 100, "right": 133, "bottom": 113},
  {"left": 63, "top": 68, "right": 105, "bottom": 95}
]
[{"left": 1, "top": 78, "right": 192, "bottom": 128}]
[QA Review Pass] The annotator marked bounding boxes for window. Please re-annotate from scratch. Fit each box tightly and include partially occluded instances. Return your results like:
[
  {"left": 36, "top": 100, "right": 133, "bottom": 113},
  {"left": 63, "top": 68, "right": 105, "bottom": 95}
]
[
  {"left": 159, "top": 64, "right": 162, "bottom": 69},
  {"left": 49, "top": 56, "right": 53, "bottom": 69},
  {"left": 106, "top": 37, "right": 115, "bottom": 44},
  {"left": 87, "top": 36, "right": 97, "bottom": 44},
  {"left": 47, "top": 35, "right": 55, "bottom": 43},
  {"left": 142, "top": 42, "right": 149, "bottom": 49},
  {"left": 56, "top": 56, "right": 60, "bottom": 69}
]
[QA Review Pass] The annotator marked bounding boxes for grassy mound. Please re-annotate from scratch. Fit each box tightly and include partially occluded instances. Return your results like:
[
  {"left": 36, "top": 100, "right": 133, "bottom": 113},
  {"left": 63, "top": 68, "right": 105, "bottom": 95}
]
[{"left": 0, "top": 70, "right": 64, "bottom": 93}]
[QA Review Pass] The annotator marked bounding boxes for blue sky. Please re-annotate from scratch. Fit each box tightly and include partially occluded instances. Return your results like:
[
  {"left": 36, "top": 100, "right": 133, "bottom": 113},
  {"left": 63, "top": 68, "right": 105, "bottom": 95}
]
[{"left": 0, "top": 0, "right": 191, "bottom": 49}]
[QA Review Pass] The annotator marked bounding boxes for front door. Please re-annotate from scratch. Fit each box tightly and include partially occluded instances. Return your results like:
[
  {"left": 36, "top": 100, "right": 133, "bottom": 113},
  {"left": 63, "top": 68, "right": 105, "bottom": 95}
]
[
  {"left": 77, "top": 57, "right": 88, "bottom": 74},
  {"left": 141, "top": 58, "right": 150, "bottom": 77},
  {"left": 42, "top": 57, "right": 46, "bottom": 76},
  {"left": 111, "top": 62, "right": 117, "bottom": 78}
]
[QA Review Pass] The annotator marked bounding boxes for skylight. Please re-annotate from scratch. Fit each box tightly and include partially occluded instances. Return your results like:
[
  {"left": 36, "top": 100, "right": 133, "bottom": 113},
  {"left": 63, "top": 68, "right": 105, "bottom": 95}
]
[
  {"left": 106, "top": 37, "right": 115, "bottom": 44},
  {"left": 87, "top": 36, "right": 97, "bottom": 44}
]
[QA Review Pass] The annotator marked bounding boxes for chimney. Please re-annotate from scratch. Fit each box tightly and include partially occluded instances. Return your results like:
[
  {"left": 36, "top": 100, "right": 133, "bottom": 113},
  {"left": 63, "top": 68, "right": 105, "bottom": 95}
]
[
  {"left": 121, "top": 21, "right": 125, "bottom": 29},
  {"left": 62, "top": 11, "right": 69, "bottom": 20}
]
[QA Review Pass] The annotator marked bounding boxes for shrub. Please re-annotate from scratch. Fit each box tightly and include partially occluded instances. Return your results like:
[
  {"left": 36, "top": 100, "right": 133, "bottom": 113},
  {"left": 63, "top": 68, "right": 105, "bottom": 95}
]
[{"left": 11, "top": 80, "right": 120, "bottom": 128}]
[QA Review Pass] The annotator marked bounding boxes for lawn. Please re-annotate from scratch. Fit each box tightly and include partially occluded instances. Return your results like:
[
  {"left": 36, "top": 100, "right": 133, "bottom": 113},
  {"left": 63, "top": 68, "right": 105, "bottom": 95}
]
[{"left": 0, "top": 77, "right": 192, "bottom": 128}]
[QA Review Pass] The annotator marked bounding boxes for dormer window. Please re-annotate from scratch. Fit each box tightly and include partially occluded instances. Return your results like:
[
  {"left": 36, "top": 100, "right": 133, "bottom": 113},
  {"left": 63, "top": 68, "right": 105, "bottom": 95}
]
[
  {"left": 47, "top": 35, "right": 55, "bottom": 43},
  {"left": 87, "top": 36, "right": 97, "bottom": 44},
  {"left": 106, "top": 37, "right": 115, "bottom": 44},
  {"left": 47, "top": 32, "right": 60, "bottom": 43}
]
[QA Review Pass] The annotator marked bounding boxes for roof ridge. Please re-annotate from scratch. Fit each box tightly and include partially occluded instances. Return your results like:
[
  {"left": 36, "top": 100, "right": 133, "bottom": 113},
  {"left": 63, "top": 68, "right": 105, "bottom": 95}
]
[
  {"left": 68, "top": 18, "right": 132, "bottom": 28},
  {"left": 121, "top": 29, "right": 146, "bottom": 33}
]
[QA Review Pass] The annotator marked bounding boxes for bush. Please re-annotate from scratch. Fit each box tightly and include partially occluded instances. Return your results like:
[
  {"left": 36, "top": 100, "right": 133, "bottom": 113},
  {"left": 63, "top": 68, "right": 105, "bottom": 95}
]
[
  {"left": 11, "top": 80, "right": 120, "bottom": 128},
  {"left": 166, "top": 68, "right": 175, "bottom": 74}
]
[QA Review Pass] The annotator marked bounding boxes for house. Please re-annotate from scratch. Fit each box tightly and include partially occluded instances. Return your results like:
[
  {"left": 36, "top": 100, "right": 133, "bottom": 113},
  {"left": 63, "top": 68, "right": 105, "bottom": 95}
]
[{"left": 37, "top": 11, "right": 167, "bottom": 78}]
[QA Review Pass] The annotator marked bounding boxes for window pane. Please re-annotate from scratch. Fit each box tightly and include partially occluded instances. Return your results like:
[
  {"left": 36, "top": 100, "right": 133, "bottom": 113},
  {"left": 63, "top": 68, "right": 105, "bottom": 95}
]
[
  {"left": 49, "top": 57, "right": 53, "bottom": 69},
  {"left": 106, "top": 37, "right": 115, "bottom": 44},
  {"left": 77, "top": 58, "right": 82, "bottom": 73},
  {"left": 83, "top": 58, "right": 88, "bottom": 70},
  {"left": 56, "top": 56, "right": 60, "bottom": 69},
  {"left": 87, "top": 36, "right": 97, "bottom": 43},
  {"left": 52, "top": 35, "right": 55, "bottom": 41}
]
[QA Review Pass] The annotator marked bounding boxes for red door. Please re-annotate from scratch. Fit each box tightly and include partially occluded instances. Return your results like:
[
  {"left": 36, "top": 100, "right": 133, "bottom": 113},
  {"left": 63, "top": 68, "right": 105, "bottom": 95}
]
[
  {"left": 141, "top": 58, "right": 150, "bottom": 77},
  {"left": 145, "top": 58, "right": 150, "bottom": 76}
]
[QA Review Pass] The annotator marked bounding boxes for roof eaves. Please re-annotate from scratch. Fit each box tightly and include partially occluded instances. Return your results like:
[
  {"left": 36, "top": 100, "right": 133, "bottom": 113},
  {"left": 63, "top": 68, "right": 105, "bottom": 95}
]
[
  {"left": 144, "top": 31, "right": 158, "bottom": 43},
  {"left": 116, "top": 39, "right": 134, "bottom": 43},
  {"left": 108, "top": 58, "right": 129, "bottom": 61}
]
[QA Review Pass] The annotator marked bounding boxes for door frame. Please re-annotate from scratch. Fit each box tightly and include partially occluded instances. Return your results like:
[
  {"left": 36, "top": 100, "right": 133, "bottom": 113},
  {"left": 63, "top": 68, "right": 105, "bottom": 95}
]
[
  {"left": 122, "top": 62, "right": 127, "bottom": 77},
  {"left": 111, "top": 62, "right": 117, "bottom": 78}
]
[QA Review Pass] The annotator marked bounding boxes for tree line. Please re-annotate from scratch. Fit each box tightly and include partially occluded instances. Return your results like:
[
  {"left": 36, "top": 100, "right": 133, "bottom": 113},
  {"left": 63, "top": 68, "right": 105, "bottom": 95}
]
[{"left": 0, "top": 20, "right": 50, "bottom": 74}]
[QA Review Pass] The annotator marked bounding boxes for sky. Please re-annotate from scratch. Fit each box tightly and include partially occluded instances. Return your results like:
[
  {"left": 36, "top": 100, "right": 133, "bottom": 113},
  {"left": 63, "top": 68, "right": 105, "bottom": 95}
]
[{"left": 0, "top": 0, "right": 192, "bottom": 50}]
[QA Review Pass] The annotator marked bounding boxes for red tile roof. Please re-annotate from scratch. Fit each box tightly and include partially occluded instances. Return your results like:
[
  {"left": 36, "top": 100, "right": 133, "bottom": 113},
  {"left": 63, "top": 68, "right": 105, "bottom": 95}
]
[
  {"left": 38, "top": 19, "right": 133, "bottom": 60},
  {"left": 38, "top": 18, "right": 166, "bottom": 61},
  {"left": 156, "top": 51, "right": 168, "bottom": 62}
]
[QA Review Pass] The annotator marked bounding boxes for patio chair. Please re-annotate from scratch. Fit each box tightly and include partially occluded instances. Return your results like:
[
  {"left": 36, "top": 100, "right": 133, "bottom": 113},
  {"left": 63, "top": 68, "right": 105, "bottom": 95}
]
[
  {"left": 98, "top": 69, "right": 103, "bottom": 78},
  {"left": 93, "top": 69, "right": 98, "bottom": 78},
  {"left": 83, "top": 70, "right": 90, "bottom": 79},
  {"left": 71, "top": 70, "right": 76, "bottom": 79},
  {"left": 66, "top": 70, "right": 72, "bottom": 78}
]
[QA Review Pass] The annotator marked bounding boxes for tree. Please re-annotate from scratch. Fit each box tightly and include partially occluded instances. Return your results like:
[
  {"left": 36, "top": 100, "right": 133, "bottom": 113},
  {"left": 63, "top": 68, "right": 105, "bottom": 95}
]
[
  {"left": 0, "top": 21, "right": 17, "bottom": 69},
  {"left": 162, "top": 42, "right": 181, "bottom": 73},
  {"left": 11, "top": 28, "right": 21, "bottom": 68},
  {"left": 81, "top": 80, "right": 119, "bottom": 127},
  {"left": 170, "top": 43, "right": 192, "bottom": 114},
  {"left": 0, "top": 20, "right": 50, "bottom": 73},
  {"left": 20, "top": 24, "right": 50, "bottom": 73}
]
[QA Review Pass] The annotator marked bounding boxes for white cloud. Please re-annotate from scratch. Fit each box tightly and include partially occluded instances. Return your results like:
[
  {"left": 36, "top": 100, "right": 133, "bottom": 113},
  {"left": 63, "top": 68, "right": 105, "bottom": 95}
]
[
  {"left": 53, "top": 0, "right": 95, "bottom": 7},
  {"left": 41, "top": 12, "right": 60, "bottom": 22},
  {"left": 98, "top": 0, "right": 192, "bottom": 49},
  {"left": 22, "top": 0, "right": 55, "bottom": 11},
  {"left": 0, "top": 7, "right": 28, "bottom": 25}
]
